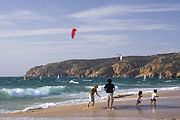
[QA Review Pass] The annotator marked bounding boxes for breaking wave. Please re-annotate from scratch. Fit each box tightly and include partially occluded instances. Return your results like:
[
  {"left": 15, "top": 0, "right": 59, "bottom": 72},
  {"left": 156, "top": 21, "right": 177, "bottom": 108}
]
[{"left": 0, "top": 86, "right": 65, "bottom": 99}]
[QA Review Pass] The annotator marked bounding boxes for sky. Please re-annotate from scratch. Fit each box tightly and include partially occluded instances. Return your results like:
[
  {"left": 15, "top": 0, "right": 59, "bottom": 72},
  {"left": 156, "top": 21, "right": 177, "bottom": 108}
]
[{"left": 0, "top": 0, "right": 180, "bottom": 76}]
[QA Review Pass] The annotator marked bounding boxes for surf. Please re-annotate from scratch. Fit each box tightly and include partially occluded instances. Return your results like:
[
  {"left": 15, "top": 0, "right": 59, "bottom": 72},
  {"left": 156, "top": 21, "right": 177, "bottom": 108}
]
[{"left": 0, "top": 86, "right": 65, "bottom": 99}]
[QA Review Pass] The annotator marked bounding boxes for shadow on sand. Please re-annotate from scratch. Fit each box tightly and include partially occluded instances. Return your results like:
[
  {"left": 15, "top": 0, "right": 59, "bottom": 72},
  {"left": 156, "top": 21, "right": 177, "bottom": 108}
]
[{"left": 101, "top": 104, "right": 180, "bottom": 111}]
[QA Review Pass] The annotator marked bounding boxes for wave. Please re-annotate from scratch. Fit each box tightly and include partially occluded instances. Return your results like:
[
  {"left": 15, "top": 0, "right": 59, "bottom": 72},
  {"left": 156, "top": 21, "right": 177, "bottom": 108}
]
[
  {"left": 23, "top": 103, "right": 57, "bottom": 111},
  {"left": 15, "top": 86, "right": 180, "bottom": 113},
  {"left": 114, "top": 86, "right": 180, "bottom": 95},
  {"left": 23, "top": 99, "right": 90, "bottom": 112},
  {"left": 1, "top": 86, "right": 180, "bottom": 114},
  {"left": 69, "top": 80, "right": 79, "bottom": 84},
  {"left": 82, "top": 79, "right": 92, "bottom": 82},
  {"left": 0, "top": 86, "right": 65, "bottom": 99},
  {"left": 0, "top": 85, "right": 92, "bottom": 99},
  {"left": 165, "top": 80, "right": 172, "bottom": 83}
]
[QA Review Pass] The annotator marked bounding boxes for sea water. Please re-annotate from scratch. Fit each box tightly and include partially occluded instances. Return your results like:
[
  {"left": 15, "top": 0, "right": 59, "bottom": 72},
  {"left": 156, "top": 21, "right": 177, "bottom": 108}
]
[{"left": 0, "top": 77, "right": 180, "bottom": 113}]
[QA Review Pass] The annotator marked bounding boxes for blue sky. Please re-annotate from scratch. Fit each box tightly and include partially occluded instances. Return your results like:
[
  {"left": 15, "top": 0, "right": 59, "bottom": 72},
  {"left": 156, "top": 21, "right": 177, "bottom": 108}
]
[{"left": 0, "top": 0, "right": 180, "bottom": 76}]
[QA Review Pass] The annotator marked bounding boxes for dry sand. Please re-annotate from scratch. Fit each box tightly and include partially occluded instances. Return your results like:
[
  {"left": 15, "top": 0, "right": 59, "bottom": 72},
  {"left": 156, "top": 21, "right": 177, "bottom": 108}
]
[{"left": 0, "top": 90, "right": 180, "bottom": 119}]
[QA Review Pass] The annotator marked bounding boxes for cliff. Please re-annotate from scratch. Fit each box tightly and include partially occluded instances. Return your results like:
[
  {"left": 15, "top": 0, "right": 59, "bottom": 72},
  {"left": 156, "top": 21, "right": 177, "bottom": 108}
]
[{"left": 25, "top": 52, "right": 180, "bottom": 78}]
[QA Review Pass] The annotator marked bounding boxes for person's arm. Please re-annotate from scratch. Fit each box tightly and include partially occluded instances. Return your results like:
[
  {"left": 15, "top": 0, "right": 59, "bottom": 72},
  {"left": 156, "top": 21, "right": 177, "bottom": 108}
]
[
  {"left": 113, "top": 85, "right": 115, "bottom": 92},
  {"left": 113, "top": 88, "right": 115, "bottom": 92},
  {"left": 104, "top": 85, "right": 107, "bottom": 91},
  {"left": 140, "top": 95, "right": 142, "bottom": 101},
  {"left": 96, "top": 90, "right": 100, "bottom": 98}
]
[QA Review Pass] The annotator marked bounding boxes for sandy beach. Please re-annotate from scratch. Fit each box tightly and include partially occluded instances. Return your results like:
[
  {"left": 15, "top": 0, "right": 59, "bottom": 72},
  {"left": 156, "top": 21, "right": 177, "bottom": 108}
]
[{"left": 0, "top": 90, "right": 180, "bottom": 120}]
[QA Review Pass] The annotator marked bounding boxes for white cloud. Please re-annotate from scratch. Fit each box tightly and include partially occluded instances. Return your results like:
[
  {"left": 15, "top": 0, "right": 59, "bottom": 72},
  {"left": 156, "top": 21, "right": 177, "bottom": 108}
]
[
  {"left": 0, "top": 21, "right": 15, "bottom": 25},
  {"left": 78, "top": 20, "right": 178, "bottom": 32},
  {"left": 0, "top": 22, "right": 176, "bottom": 38},
  {"left": 69, "top": 3, "right": 180, "bottom": 32},
  {"left": 0, "top": 28, "right": 70, "bottom": 38},
  {"left": 70, "top": 4, "right": 180, "bottom": 20},
  {"left": 0, "top": 33, "right": 129, "bottom": 52},
  {"left": 0, "top": 10, "right": 55, "bottom": 22},
  {"left": 70, "top": 5, "right": 119, "bottom": 20}
]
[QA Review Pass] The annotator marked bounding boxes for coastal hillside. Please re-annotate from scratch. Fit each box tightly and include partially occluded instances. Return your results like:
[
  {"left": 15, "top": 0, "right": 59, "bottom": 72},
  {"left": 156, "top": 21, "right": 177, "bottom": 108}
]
[{"left": 26, "top": 52, "right": 180, "bottom": 78}]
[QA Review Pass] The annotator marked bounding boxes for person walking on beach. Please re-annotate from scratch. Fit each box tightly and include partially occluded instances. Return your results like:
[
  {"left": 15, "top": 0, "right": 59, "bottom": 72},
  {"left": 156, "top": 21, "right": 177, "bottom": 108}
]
[
  {"left": 104, "top": 79, "right": 115, "bottom": 110},
  {"left": 150, "top": 89, "right": 159, "bottom": 106},
  {"left": 87, "top": 85, "right": 101, "bottom": 108},
  {"left": 136, "top": 91, "right": 143, "bottom": 106}
]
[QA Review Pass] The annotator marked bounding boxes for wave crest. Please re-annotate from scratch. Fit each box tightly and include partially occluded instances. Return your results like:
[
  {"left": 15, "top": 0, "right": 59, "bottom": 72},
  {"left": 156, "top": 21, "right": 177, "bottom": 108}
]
[{"left": 0, "top": 86, "right": 65, "bottom": 99}]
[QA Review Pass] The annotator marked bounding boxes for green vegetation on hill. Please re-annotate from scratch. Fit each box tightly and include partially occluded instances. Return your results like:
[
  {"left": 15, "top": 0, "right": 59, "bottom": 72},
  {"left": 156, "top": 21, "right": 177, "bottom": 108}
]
[{"left": 26, "top": 52, "right": 180, "bottom": 78}]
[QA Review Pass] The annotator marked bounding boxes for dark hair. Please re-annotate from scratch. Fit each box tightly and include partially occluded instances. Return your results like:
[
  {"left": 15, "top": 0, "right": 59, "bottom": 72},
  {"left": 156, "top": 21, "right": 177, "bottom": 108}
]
[
  {"left": 107, "top": 79, "right": 112, "bottom": 83},
  {"left": 138, "top": 91, "right": 142, "bottom": 95},
  {"left": 154, "top": 89, "right": 157, "bottom": 93}
]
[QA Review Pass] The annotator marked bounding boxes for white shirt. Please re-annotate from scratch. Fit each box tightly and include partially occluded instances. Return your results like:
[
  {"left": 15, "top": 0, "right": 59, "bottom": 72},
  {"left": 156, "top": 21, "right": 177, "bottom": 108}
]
[{"left": 151, "top": 92, "right": 157, "bottom": 99}]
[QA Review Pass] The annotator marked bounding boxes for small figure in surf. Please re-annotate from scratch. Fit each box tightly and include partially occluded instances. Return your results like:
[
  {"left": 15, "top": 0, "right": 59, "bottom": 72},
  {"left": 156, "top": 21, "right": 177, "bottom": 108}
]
[
  {"left": 87, "top": 85, "right": 101, "bottom": 108},
  {"left": 136, "top": 91, "right": 143, "bottom": 106},
  {"left": 104, "top": 79, "right": 115, "bottom": 110},
  {"left": 150, "top": 89, "right": 159, "bottom": 106}
]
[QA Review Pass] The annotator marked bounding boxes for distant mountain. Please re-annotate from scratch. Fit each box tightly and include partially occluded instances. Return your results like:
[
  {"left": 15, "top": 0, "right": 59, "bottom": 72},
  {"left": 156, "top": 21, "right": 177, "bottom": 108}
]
[{"left": 26, "top": 52, "right": 180, "bottom": 78}]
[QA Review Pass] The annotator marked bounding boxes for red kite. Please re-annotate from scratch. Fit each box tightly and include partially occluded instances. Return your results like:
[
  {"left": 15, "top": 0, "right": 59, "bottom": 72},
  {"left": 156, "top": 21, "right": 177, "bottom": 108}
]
[{"left": 71, "top": 28, "right": 77, "bottom": 39}]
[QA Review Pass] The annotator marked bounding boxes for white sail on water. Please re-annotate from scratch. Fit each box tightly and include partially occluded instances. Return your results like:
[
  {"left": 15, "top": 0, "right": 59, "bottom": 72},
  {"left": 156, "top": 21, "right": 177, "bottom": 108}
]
[
  {"left": 159, "top": 74, "right": 162, "bottom": 79},
  {"left": 39, "top": 76, "right": 42, "bottom": 80},
  {"left": 57, "top": 74, "right": 60, "bottom": 79},
  {"left": 143, "top": 75, "right": 146, "bottom": 81}
]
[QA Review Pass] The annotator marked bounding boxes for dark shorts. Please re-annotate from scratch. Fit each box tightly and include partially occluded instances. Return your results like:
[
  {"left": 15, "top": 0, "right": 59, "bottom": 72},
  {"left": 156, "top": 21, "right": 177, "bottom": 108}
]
[
  {"left": 137, "top": 100, "right": 141, "bottom": 103},
  {"left": 151, "top": 99, "right": 156, "bottom": 102}
]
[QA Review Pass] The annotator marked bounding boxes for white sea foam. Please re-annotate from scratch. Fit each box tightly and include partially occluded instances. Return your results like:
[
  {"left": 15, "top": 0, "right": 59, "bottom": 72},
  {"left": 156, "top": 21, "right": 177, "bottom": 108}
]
[
  {"left": 69, "top": 80, "right": 79, "bottom": 84},
  {"left": 23, "top": 103, "right": 57, "bottom": 111},
  {"left": 114, "top": 86, "right": 180, "bottom": 96},
  {"left": 82, "top": 79, "right": 92, "bottom": 82},
  {"left": 1, "top": 86, "right": 65, "bottom": 98},
  {"left": 165, "top": 80, "right": 172, "bottom": 83}
]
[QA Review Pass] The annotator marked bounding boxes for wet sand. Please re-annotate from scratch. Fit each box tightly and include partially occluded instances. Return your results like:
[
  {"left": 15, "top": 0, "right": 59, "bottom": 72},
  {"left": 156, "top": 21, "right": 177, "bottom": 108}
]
[{"left": 1, "top": 90, "right": 180, "bottom": 119}]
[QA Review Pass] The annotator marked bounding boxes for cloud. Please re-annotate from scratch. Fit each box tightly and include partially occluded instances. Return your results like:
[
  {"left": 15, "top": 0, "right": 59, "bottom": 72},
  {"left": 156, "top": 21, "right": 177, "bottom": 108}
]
[
  {"left": 0, "top": 28, "right": 70, "bottom": 38},
  {"left": 0, "top": 22, "right": 177, "bottom": 38},
  {"left": 0, "top": 21, "right": 14, "bottom": 26},
  {"left": 78, "top": 34, "right": 130, "bottom": 46},
  {"left": 69, "top": 3, "right": 180, "bottom": 32},
  {"left": 0, "top": 3, "right": 178, "bottom": 38},
  {"left": 70, "top": 5, "right": 119, "bottom": 20},
  {"left": 78, "top": 19, "right": 178, "bottom": 32},
  {"left": 70, "top": 3, "right": 180, "bottom": 20},
  {"left": 0, "top": 10, "right": 55, "bottom": 22},
  {"left": 0, "top": 33, "right": 129, "bottom": 51}
]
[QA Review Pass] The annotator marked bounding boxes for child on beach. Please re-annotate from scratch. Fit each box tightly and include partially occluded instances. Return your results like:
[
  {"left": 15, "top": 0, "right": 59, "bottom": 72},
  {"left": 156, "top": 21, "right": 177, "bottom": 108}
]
[
  {"left": 87, "top": 85, "right": 101, "bottom": 108},
  {"left": 150, "top": 89, "right": 159, "bottom": 106},
  {"left": 136, "top": 91, "right": 143, "bottom": 106}
]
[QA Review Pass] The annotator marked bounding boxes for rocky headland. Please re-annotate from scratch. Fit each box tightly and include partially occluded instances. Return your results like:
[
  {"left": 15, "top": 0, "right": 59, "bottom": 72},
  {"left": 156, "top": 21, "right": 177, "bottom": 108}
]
[{"left": 25, "top": 52, "right": 180, "bottom": 78}]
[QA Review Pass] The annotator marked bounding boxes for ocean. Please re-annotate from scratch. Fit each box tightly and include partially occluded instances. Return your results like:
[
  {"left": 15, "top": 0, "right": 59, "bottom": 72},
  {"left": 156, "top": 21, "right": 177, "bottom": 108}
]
[{"left": 0, "top": 77, "right": 180, "bottom": 114}]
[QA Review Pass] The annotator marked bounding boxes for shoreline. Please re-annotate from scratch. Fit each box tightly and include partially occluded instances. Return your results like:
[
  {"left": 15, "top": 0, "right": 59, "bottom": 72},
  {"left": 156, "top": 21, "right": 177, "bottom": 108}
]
[{"left": 1, "top": 90, "right": 180, "bottom": 119}]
